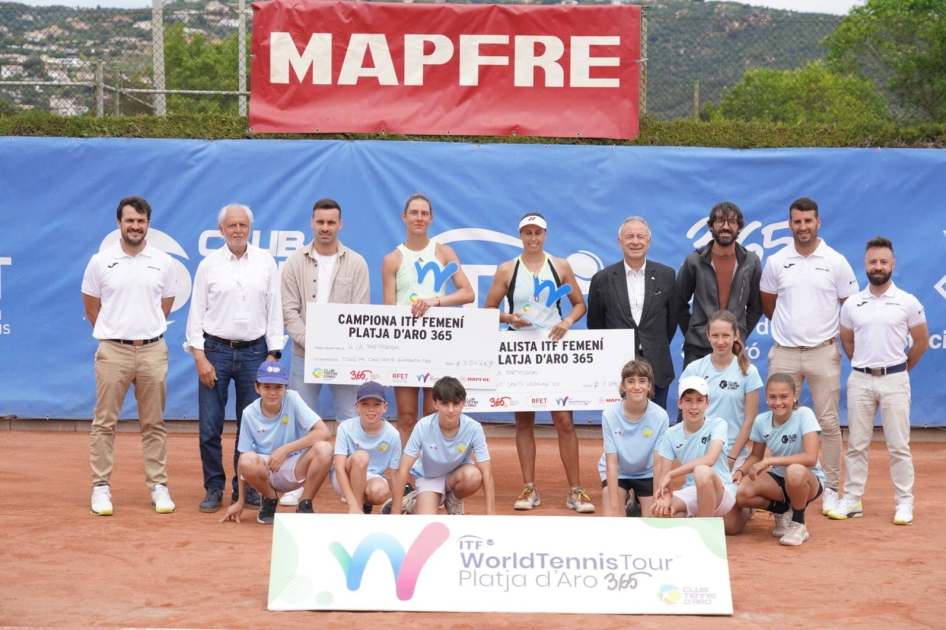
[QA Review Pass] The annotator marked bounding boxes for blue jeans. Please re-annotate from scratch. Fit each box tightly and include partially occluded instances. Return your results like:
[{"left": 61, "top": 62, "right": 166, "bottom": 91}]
[
  {"left": 289, "top": 351, "right": 358, "bottom": 422},
  {"left": 198, "top": 337, "right": 268, "bottom": 492}
]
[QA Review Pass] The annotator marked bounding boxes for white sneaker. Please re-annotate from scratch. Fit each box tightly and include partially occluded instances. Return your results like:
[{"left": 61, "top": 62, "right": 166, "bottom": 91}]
[
  {"left": 91, "top": 485, "right": 113, "bottom": 516},
  {"left": 772, "top": 509, "right": 793, "bottom": 538},
  {"left": 444, "top": 490, "right": 465, "bottom": 515},
  {"left": 566, "top": 488, "right": 595, "bottom": 514},
  {"left": 894, "top": 503, "right": 914, "bottom": 526},
  {"left": 280, "top": 487, "right": 303, "bottom": 506},
  {"left": 821, "top": 487, "right": 839, "bottom": 515},
  {"left": 151, "top": 484, "right": 176, "bottom": 514},
  {"left": 779, "top": 521, "right": 809, "bottom": 546},
  {"left": 827, "top": 496, "right": 863, "bottom": 520}
]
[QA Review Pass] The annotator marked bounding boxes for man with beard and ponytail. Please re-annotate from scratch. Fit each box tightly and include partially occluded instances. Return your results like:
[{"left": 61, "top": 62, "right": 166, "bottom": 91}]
[
  {"left": 829, "top": 236, "right": 928, "bottom": 526},
  {"left": 759, "top": 197, "right": 858, "bottom": 517},
  {"left": 676, "top": 202, "right": 763, "bottom": 368}
]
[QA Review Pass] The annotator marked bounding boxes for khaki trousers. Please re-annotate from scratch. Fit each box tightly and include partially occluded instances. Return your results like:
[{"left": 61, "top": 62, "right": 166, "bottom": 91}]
[
  {"left": 844, "top": 370, "right": 913, "bottom": 506},
  {"left": 90, "top": 339, "right": 169, "bottom": 489},
  {"left": 768, "top": 341, "right": 843, "bottom": 489}
]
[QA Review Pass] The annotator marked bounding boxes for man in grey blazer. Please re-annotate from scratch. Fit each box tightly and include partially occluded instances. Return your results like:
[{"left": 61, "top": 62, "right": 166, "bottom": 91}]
[{"left": 588, "top": 216, "right": 678, "bottom": 410}]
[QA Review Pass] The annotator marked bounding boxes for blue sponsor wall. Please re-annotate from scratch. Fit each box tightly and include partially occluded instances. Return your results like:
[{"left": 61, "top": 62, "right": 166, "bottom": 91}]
[{"left": 0, "top": 138, "right": 943, "bottom": 425}]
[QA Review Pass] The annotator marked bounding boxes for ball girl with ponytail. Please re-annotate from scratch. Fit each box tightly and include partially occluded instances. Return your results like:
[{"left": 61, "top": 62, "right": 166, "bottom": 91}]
[
  {"left": 735, "top": 373, "right": 825, "bottom": 546},
  {"left": 680, "top": 309, "right": 763, "bottom": 472}
]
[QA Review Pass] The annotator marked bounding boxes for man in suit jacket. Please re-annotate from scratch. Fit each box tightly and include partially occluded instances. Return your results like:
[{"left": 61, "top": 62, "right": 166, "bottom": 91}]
[{"left": 588, "top": 216, "right": 678, "bottom": 410}]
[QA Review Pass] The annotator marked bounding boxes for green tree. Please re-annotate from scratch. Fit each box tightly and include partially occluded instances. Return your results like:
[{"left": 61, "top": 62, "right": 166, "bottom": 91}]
[
  {"left": 712, "top": 61, "right": 888, "bottom": 125},
  {"left": 163, "top": 22, "right": 248, "bottom": 114},
  {"left": 824, "top": 0, "right": 946, "bottom": 122}
]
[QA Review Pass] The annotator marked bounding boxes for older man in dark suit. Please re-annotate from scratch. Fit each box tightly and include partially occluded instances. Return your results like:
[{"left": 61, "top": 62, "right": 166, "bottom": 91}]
[{"left": 587, "top": 216, "right": 678, "bottom": 410}]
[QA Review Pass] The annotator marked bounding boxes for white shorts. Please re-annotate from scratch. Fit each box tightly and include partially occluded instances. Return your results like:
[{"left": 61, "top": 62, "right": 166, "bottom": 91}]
[
  {"left": 674, "top": 483, "right": 736, "bottom": 518},
  {"left": 249, "top": 453, "right": 306, "bottom": 493},
  {"left": 329, "top": 469, "right": 386, "bottom": 496},
  {"left": 415, "top": 474, "right": 450, "bottom": 506}
]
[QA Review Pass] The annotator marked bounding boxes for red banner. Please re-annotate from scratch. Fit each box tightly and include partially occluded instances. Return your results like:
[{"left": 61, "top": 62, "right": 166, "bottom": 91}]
[{"left": 249, "top": 1, "right": 640, "bottom": 140}]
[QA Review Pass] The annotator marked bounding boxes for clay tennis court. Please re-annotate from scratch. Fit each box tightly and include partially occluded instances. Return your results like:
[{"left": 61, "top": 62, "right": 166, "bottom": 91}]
[{"left": 1, "top": 428, "right": 944, "bottom": 629}]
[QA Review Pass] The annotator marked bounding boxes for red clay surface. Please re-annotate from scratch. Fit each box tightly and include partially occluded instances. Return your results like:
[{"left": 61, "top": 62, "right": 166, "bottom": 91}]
[{"left": 1, "top": 431, "right": 944, "bottom": 629}]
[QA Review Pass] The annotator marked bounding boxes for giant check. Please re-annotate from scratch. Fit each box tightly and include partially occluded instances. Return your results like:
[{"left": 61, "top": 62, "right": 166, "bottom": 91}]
[
  {"left": 305, "top": 304, "right": 499, "bottom": 387},
  {"left": 463, "top": 329, "right": 635, "bottom": 413}
]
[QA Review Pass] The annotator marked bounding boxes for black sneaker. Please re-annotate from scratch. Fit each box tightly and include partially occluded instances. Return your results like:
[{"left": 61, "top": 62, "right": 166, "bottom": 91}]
[
  {"left": 257, "top": 498, "right": 278, "bottom": 524},
  {"left": 198, "top": 487, "right": 223, "bottom": 513},
  {"left": 625, "top": 496, "right": 642, "bottom": 518},
  {"left": 296, "top": 500, "right": 314, "bottom": 514},
  {"left": 380, "top": 498, "right": 393, "bottom": 515},
  {"left": 235, "top": 486, "right": 262, "bottom": 510},
  {"left": 363, "top": 501, "right": 373, "bottom": 514}
]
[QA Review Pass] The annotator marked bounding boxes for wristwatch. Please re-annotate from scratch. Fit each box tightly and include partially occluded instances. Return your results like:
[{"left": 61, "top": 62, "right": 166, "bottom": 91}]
[{"left": 268, "top": 350, "right": 282, "bottom": 360}]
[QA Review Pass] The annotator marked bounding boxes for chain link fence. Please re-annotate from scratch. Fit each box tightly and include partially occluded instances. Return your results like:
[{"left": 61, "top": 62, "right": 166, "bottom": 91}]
[
  {"left": 0, "top": 2, "right": 943, "bottom": 125},
  {"left": 0, "top": 1, "right": 249, "bottom": 117}
]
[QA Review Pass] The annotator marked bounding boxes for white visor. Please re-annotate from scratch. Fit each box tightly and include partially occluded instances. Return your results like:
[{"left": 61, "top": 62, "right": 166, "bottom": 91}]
[{"left": 518, "top": 215, "right": 548, "bottom": 231}]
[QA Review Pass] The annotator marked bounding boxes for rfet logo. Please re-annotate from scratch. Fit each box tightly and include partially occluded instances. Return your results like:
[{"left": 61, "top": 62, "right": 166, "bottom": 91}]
[{"left": 328, "top": 522, "right": 449, "bottom": 601}]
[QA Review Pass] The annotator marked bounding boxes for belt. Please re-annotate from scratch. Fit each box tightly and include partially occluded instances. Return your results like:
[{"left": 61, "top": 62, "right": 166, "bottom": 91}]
[
  {"left": 108, "top": 334, "right": 163, "bottom": 346},
  {"left": 776, "top": 338, "right": 835, "bottom": 351},
  {"left": 853, "top": 362, "right": 907, "bottom": 377},
  {"left": 203, "top": 332, "right": 265, "bottom": 349}
]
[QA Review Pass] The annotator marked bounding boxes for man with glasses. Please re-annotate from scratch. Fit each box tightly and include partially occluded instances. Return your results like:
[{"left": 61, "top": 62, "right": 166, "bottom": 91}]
[
  {"left": 588, "top": 217, "right": 678, "bottom": 410},
  {"left": 760, "top": 196, "right": 859, "bottom": 517},
  {"left": 676, "top": 202, "right": 763, "bottom": 368}
]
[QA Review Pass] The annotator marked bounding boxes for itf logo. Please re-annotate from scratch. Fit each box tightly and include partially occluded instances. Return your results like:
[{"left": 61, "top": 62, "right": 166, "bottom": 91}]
[
  {"left": 328, "top": 522, "right": 449, "bottom": 601},
  {"left": 417, "top": 373, "right": 432, "bottom": 383}
]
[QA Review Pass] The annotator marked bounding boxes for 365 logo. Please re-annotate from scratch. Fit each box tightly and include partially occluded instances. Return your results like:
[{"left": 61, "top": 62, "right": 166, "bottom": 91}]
[
  {"left": 328, "top": 522, "right": 449, "bottom": 601},
  {"left": 349, "top": 369, "right": 372, "bottom": 381}
]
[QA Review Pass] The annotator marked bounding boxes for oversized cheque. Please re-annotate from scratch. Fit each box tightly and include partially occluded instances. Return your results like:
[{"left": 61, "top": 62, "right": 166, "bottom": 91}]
[
  {"left": 305, "top": 303, "right": 499, "bottom": 387},
  {"left": 464, "top": 328, "right": 636, "bottom": 413}
]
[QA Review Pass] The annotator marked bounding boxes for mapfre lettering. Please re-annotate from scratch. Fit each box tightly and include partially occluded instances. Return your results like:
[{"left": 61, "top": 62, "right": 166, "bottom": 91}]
[{"left": 269, "top": 33, "right": 620, "bottom": 88}]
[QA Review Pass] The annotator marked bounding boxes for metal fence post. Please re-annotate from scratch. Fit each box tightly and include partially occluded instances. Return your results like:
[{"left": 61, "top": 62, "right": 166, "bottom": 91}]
[
  {"left": 639, "top": 9, "right": 647, "bottom": 118},
  {"left": 151, "top": 0, "right": 166, "bottom": 115},
  {"left": 95, "top": 62, "right": 104, "bottom": 118},
  {"left": 693, "top": 80, "right": 699, "bottom": 120},
  {"left": 238, "top": 0, "right": 248, "bottom": 116}
]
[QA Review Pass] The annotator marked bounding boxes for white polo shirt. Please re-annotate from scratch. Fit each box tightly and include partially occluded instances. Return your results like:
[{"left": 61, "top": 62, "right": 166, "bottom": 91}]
[
  {"left": 183, "top": 243, "right": 286, "bottom": 353},
  {"left": 81, "top": 242, "right": 176, "bottom": 340},
  {"left": 760, "top": 239, "right": 858, "bottom": 347},
  {"left": 840, "top": 283, "right": 925, "bottom": 369}
]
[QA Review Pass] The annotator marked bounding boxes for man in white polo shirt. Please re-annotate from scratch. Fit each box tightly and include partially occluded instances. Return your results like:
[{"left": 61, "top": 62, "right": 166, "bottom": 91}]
[
  {"left": 81, "top": 196, "right": 176, "bottom": 516},
  {"left": 184, "top": 204, "right": 286, "bottom": 513},
  {"left": 829, "top": 236, "right": 928, "bottom": 525},
  {"left": 760, "top": 197, "right": 858, "bottom": 515}
]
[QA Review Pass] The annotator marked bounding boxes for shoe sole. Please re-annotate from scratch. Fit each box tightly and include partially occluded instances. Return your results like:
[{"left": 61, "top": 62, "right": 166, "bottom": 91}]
[
  {"left": 568, "top": 504, "right": 596, "bottom": 514},
  {"left": 514, "top": 500, "right": 540, "bottom": 510},
  {"left": 256, "top": 517, "right": 274, "bottom": 524},
  {"left": 827, "top": 511, "right": 863, "bottom": 520},
  {"left": 198, "top": 504, "right": 221, "bottom": 513},
  {"left": 90, "top": 507, "right": 113, "bottom": 516},
  {"left": 153, "top": 505, "right": 176, "bottom": 514},
  {"left": 779, "top": 533, "right": 809, "bottom": 546},
  {"left": 893, "top": 519, "right": 913, "bottom": 525}
]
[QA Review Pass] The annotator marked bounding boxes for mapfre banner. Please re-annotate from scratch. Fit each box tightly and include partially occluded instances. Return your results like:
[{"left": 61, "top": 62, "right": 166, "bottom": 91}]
[{"left": 249, "top": 1, "right": 641, "bottom": 139}]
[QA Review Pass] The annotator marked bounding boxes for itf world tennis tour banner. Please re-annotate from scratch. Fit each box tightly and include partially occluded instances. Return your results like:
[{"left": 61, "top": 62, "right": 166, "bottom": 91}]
[
  {"left": 250, "top": 1, "right": 641, "bottom": 139},
  {"left": 267, "top": 515, "right": 733, "bottom": 614}
]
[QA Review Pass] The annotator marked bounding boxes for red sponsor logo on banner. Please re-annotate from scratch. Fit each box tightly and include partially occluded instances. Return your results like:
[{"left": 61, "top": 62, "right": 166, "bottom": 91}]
[{"left": 250, "top": 1, "right": 640, "bottom": 139}]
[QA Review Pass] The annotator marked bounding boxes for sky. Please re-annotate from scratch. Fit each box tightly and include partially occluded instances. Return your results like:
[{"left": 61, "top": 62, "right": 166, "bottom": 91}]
[{"left": 12, "top": 0, "right": 865, "bottom": 16}]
